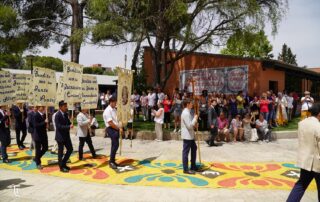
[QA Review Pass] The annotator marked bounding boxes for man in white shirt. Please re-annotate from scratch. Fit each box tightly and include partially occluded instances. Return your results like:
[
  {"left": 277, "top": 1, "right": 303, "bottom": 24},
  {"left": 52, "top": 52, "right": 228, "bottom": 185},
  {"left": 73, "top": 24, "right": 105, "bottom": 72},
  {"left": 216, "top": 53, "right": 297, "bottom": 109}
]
[
  {"left": 103, "top": 97, "right": 121, "bottom": 169},
  {"left": 181, "top": 99, "right": 199, "bottom": 175},
  {"left": 287, "top": 103, "right": 320, "bottom": 201},
  {"left": 77, "top": 108, "right": 96, "bottom": 160},
  {"left": 147, "top": 89, "right": 156, "bottom": 122},
  {"left": 301, "top": 91, "right": 314, "bottom": 120},
  {"left": 256, "top": 114, "right": 271, "bottom": 142}
]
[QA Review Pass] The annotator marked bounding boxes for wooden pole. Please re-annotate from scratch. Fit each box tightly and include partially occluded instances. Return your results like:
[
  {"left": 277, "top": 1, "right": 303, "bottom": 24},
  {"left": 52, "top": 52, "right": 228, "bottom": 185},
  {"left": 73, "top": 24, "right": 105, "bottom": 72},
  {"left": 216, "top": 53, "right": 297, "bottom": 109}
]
[
  {"left": 119, "top": 122, "right": 123, "bottom": 156},
  {"left": 191, "top": 79, "right": 202, "bottom": 165}
]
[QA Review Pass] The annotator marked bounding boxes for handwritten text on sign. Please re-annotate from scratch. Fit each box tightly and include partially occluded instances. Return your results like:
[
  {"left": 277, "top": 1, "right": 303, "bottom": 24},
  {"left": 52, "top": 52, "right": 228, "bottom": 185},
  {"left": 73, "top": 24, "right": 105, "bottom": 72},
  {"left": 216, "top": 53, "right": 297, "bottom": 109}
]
[
  {"left": 32, "top": 67, "right": 56, "bottom": 106},
  {"left": 81, "top": 75, "right": 98, "bottom": 109},
  {"left": 63, "top": 61, "right": 83, "bottom": 103},
  {"left": 0, "top": 71, "right": 16, "bottom": 105},
  {"left": 13, "top": 74, "right": 32, "bottom": 102},
  {"left": 179, "top": 66, "right": 248, "bottom": 95}
]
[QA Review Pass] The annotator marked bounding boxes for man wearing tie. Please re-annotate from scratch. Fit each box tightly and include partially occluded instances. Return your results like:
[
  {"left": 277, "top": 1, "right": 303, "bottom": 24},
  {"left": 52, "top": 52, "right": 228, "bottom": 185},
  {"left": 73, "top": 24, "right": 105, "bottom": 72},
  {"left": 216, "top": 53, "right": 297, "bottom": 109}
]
[
  {"left": 33, "top": 105, "right": 48, "bottom": 170},
  {"left": 55, "top": 100, "right": 74, "bottom": 173},
  {"left": 0, "top": 106, "right": 11, "bottom": 163},
  {"left": 12, "top": 103, "right": 28, "bottom": 150},
  {"left": 103, "top": 97, "right": 121, "bottom": 169}
]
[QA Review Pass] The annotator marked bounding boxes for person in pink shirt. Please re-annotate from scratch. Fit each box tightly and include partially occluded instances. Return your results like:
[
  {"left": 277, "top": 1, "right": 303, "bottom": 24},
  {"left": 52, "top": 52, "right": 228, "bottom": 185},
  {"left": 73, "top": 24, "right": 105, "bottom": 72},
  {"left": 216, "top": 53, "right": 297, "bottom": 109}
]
[
  {"left": 162, "top": 95, "right": 172, "bottom": 129},
  {"left": 217, "top": 112, "right": 230, "bottom": 142},
  {"left": 259, "top": 92, "right": 270, "bottom": 120}
]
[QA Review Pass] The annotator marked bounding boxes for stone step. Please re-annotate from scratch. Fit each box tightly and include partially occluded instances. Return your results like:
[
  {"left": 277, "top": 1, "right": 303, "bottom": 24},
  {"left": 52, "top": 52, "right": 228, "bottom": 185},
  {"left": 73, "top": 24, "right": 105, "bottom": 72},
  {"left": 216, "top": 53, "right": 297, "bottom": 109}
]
[{"left": 85, "top": 128, "right": 298, "bottom": 141}]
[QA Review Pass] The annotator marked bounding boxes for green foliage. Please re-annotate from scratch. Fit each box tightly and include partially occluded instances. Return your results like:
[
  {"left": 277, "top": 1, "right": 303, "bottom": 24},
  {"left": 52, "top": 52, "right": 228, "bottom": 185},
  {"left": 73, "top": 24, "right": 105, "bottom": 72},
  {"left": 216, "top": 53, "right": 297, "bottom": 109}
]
[
  {"left": 83, "top": 67, "right": 116, "bottom": 75},
  {"left": 24, "top": 56, "right": 63, "bottom": 71},
  {"left": 220, "top": 29, "right": 273, "bottom": 58},
  {"left": 133, "top": 53, "right": 148, "bottom": 93},
  {"left": 278, "top": 43, "right": 298, "bottom": 66},
  {"left": 87, "top": 0, "right": 288, "bottom": 88}
]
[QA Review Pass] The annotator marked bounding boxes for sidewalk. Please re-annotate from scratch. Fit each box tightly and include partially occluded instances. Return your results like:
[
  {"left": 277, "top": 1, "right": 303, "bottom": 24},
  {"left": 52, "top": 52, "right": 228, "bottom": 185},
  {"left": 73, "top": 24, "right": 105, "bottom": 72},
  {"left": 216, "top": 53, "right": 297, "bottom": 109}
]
[{"left": 0, "top": 132, "right": 316, "bottom": 202}]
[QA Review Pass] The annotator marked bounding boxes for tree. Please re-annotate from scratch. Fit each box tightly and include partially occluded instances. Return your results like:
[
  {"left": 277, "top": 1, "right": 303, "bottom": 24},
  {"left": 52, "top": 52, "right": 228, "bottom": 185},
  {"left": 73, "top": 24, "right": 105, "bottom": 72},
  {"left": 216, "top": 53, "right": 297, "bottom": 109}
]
[
  {"left": 0, "top": 4, "right": 26, "bottom": 68},
  {"left": 3, "top": 0, "right": 89, "bottom": 64},
  {"left": 278, "top": 43, "right": 298, "bottom": 66},
  {"left": 23, "top": 56, "right": 63, "bottom": 71},
  {"left": 220, "top": 29, "right": 273, "bottom": 58},
  {"left": 88, "top": 0, "right": 288, "bottom": 89}
]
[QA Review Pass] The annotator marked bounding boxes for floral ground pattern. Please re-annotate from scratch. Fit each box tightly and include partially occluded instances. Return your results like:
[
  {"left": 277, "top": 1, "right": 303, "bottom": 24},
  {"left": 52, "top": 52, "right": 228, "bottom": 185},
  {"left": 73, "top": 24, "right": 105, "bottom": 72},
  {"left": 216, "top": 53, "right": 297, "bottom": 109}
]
[{"left": 0, "top": 145, "right": 316, "bottom": 190}]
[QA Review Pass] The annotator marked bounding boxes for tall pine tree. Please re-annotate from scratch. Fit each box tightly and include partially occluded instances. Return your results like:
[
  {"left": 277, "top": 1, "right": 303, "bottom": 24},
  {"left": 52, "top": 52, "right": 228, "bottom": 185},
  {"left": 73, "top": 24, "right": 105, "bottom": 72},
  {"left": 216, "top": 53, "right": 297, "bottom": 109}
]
[{"left": 278, "top": 43, "right": 298, "bottom": 66}]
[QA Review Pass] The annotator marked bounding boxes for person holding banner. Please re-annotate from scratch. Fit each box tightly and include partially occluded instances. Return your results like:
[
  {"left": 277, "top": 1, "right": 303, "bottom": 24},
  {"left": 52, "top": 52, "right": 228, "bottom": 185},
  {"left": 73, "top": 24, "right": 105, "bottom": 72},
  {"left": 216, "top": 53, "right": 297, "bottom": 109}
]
[
  {"left": 33, "top": 105, "right": 48, "bottom": 170},
  {"left": 181, "top": 99, "right": 199, "bottom": 175},
  {"left": 76, "top": 108, "right": 97, "bottom": 160},
  {"left": 0, "top": 106, "right": 11, "bottom": 163},
  {"left": 27, "top": 105, "right": 36, "bottom": 151},
  {"left": 12, "top": 103, "right": 28, "bottom": 150},
  {"left": 55, "top": 101, "right": 74, "bottom": 173},
  {"left": 103, "top": 97, "right": 121, "bottom": 170}
]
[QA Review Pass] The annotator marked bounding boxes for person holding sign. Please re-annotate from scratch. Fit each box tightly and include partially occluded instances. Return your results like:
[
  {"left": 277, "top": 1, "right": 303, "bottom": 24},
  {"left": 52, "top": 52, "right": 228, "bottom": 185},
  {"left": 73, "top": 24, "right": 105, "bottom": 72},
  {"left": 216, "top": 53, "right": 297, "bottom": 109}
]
[
  {"left": 33, "top": 105, "right": 48, "bottom": 170},
  {"left": 76, "top": 108, "right": 97, "bottom": 160},
  {"left": 12, "top": 103, "right": 28, "bottom": 150},
  {"left": 0, "top": 106, "right": 11, "bottom": 163},
  {"left": 103, "top": 97, "right": 121, "bottom": 170},
  {"left": 55, "top": 101, "right": 74, "bottom": 173}
]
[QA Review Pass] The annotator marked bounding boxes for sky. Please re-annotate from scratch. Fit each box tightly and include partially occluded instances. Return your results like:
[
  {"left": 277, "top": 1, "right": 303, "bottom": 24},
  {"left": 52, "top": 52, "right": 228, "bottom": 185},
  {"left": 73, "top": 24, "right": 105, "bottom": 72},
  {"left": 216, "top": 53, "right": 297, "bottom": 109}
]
[{"left": 36, "top": 0, "right": 320, "bottom": 68}]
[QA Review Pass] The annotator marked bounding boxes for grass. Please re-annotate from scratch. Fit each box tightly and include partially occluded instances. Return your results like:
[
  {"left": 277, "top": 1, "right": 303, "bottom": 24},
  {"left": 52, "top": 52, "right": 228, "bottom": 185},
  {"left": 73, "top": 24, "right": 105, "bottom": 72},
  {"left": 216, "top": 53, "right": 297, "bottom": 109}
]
[{"left": 272, "top": 117, "right": 299, "bottom": 131}]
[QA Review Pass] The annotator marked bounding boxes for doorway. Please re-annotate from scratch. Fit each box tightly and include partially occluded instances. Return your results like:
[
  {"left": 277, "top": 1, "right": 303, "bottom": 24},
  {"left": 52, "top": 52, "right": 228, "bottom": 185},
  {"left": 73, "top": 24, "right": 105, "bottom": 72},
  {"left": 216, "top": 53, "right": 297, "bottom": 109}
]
[{"left": 269, "top": 81, "right": 278, "bottom": 93}]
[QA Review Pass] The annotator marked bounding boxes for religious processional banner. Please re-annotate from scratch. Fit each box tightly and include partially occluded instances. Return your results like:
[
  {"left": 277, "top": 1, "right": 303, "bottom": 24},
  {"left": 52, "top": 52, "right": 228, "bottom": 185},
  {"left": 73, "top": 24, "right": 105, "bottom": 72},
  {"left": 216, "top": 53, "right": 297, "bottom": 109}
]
[
  {"left": 179, "top": 65, "right": 248, "bottom": 95},
  {"left": 0, "top": 71, "right": 16, "bottom": 105},
  {"left": 32, "top": 66, "right": 56, "bottom": 106},
  {"left": 63, "top": 61, "right": 83, "bottom": 104},
  {"left": 81, "top": 75, "right": 98, "bottom": 110},
  {"left": 13, "top": 74, "right": 32, "bottom": 103},
  {"left": 117, "top": 68, "right": 133, "bottom": 127}
]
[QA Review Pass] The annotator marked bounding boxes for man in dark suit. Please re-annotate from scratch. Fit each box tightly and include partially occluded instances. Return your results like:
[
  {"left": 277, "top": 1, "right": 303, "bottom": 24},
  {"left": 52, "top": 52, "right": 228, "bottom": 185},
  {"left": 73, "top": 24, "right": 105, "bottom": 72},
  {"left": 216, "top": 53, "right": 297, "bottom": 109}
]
[
  {"left": 0, "top": 106, "right": 11, "bottom": 163},
  {"left": 27, "top": 105, "right": 35, "bottom": 151},
  {"left": 33, "top": 105, "right": 48, "bottom": 170},
  {"left": 12, "top": 103, "right": 28, "bottom": 150},
  {"left": 55, "top": 100, "right": 73, "bottom": 173},
  {"left": 207, "top": 99, "right": 219, "bottom": 147}
]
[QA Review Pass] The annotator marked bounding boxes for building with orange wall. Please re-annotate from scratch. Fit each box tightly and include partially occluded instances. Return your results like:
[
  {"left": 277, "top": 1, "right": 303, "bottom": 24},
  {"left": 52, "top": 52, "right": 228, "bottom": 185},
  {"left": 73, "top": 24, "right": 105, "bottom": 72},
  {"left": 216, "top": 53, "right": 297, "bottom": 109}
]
[{"left": 143, "top": 47, "right": 320, "bottom": 98}]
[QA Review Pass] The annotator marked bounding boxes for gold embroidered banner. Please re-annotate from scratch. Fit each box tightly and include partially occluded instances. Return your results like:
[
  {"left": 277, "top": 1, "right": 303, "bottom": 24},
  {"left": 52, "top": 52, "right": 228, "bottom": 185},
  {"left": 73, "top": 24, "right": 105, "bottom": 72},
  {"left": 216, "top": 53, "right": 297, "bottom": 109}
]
[
  {"left": 13, "top": 74, "right": 32, "bottom": 103},
  {"left": 117, "top": 68, "right": 133, "bottom": 127},
  {"left": 63, "top": 61, "right": 83, "bottom": 103},
  {"left": 81, "top": 75, "right": 98, "bottom": 110},
  {"left": 32, "top": 66, "right": 56, "bottom": 106},
  {"left": 0, "top": 71, "right": 16, "bottom": 105}
]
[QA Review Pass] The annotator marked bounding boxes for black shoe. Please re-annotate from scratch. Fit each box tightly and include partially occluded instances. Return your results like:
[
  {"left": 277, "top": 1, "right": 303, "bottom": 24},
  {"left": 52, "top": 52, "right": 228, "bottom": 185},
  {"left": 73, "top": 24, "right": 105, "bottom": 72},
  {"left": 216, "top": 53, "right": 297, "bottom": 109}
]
[
  {"left": 92, "top": 154, "right": 97, "bottom": 159},
  {"left": 19, "top": 146, "right": 24, "bottom": 150},
  {"left": 65, "top": 166, "right": 71, "bottom": 170},
  {"left": 60, "top": 167, "right": 69, "bottom": 173},
  {"left": 183, "top": 170, "right": 195, "bottom": 175},
  {"left": 37, "top": 165, "right": 43, "bottom": 170},
  {"left": 79, "top": 158, "right": 83, "bottom": 161},
  {"left": 190, "top": 166, "right": 202, "bottom": 172},
  {"left": 21, "top": 145, "right": 26, "bottom": 149},
  {"left": 3, "top": 159, "right": 11, "bottom": 163},
  {"left": 109, "top": 162, "right": 118, "bottom": 170}
]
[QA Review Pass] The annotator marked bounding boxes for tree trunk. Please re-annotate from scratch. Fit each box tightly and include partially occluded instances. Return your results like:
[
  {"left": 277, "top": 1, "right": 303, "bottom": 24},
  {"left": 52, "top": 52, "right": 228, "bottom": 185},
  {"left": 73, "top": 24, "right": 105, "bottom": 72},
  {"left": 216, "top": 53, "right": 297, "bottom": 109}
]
[
  {"left": 131, "top": 39, "right": 142, "bottom": 72},
  {"left": 70, "top": 0, "right": 84, "bottom": 63}
]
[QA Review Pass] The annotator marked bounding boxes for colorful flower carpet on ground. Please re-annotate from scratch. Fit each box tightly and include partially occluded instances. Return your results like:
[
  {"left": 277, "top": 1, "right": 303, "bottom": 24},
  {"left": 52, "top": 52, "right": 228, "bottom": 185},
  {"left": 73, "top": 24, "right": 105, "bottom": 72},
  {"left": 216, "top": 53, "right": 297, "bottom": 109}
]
[{"left": 0, "top": 145, "right": 316, "bottom": 191}]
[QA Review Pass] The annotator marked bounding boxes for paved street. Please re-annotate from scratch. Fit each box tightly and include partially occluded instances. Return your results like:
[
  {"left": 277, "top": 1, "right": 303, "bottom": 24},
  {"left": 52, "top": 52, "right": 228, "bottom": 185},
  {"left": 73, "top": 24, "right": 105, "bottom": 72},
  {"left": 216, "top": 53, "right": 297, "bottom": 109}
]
[{"left": 0, "top": 131, "right": 317, "bottom": 202}]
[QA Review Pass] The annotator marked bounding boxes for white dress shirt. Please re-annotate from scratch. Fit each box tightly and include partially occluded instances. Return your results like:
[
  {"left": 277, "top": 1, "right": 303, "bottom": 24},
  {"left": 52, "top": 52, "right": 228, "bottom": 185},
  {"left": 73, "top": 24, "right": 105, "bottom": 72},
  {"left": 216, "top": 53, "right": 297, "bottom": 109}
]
[
  {"left": 103, "top": 105, "right": 119, "bottom": 128},
  {"left": 76, "top": 112, "right": 90, "bottom": 137},
  {"left": 147, "top": 93, "right": 156, "bottom": 107},
  {"left": 181, "top": 108, "right": 197, "bottom": 140}
]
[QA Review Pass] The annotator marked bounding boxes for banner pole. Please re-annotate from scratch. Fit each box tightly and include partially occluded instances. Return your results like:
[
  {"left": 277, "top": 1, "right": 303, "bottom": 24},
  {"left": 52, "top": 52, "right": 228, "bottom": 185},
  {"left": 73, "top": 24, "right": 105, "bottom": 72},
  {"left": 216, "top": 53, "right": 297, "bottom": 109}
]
[{"left": 119, "top": 122, "right": 123, "bottom": 156}]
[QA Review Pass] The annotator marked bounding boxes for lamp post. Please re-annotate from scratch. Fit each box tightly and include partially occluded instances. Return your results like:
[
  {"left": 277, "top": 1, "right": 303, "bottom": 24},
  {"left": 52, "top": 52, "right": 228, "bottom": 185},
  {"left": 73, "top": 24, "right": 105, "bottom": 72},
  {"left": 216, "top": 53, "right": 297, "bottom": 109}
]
[{"left": 26, "top": 55, "right": 35, "bottom": 74}]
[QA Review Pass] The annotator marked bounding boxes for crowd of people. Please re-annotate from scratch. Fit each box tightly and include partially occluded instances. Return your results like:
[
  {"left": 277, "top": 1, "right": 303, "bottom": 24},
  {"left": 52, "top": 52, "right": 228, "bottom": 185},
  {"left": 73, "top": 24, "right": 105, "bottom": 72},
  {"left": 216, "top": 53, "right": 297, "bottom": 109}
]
[{"left": 99, "top": 88, "right": 315, "bottom": 146}]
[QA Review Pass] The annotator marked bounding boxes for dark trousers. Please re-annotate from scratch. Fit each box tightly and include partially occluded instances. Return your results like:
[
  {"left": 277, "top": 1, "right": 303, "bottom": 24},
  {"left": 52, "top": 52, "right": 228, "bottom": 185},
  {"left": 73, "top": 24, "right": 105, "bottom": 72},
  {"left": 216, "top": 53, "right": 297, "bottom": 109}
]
[
  {"left": 287, "top": 169, "right": 320, "bottom": 202},
  {"left": 16, "top": 127, "right": 27, "bottom": 147},
  {"left": 147, "top": 106, "right": 153, "bottom": 122},
  {"left": 78, "top": 135, "right": 96, "bottom": 159},
  {"left": 1, "top": 144, "right": 8, "bottom": 160},
  {"left": 206, "top": 128, "right": 218, "bottom": 146},
  {"left": 199, "top": 112, "right": 208, "bottom": 131},
  {"left": 182, "top": 139, "right": 197, "bottom": 171},
  {"left": 34, "top": 140, "right": 48, "bottom": 165},
  {"left": 57, "top": 140, "right": 73, "bottom": 168},
  {"left": 107, "top": 128, "right": 119, "bottom": 163}
]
